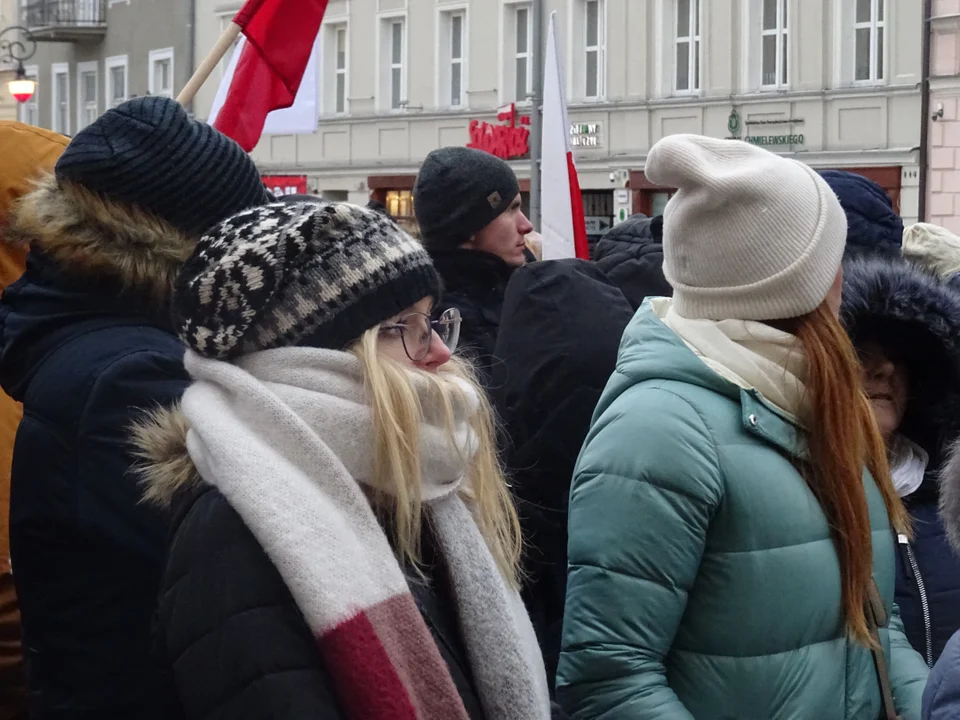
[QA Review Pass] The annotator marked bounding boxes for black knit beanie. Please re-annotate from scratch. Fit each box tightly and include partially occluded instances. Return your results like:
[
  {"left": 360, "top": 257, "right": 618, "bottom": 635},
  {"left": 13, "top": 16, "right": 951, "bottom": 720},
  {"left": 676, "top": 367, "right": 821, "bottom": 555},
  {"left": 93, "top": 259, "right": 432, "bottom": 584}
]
[
  {"left": 414, "top": 146, "right": 521, "bottom": 250},
  {"left": 174, "top": 202, "right": 442, "bottom": 360},
  {"left": 55, "top": 96, "right": 272, "bottom": 237}
]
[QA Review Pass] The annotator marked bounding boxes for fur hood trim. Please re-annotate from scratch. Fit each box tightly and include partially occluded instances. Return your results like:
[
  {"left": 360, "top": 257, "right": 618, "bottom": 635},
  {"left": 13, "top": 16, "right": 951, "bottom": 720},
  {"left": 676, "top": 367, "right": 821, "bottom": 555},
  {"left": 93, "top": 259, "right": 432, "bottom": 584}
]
[
  {"left": 6, "top": 174, "right": 194, "bottom": 304},
  {"left": 940, "top": 441, "right": 960, "bottom": 552},
  {"left": 132, "top": 404, "right": 200, "bottom": 508},
  {"left": 842, "top": 256, "right": 960, "bottom": 457}
]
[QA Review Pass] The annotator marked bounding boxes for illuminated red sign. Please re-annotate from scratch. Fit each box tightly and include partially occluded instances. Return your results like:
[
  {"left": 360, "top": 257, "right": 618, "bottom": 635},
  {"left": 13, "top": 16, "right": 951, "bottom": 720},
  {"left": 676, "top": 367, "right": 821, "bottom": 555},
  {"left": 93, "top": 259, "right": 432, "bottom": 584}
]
[
  {"left": 261, "top": 175, "right": 308, "bottom": 198},
  {"left": 467, "top": 103, "right": 531, "bottom": 160}
]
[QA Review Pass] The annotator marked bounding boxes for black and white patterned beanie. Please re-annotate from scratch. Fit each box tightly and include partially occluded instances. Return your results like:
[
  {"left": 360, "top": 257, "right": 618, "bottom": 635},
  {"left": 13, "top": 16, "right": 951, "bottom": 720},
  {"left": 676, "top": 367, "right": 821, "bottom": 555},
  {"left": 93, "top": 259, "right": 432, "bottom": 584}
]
[{"left": 173, "top": 201, "right": 441, "bottom": 359}]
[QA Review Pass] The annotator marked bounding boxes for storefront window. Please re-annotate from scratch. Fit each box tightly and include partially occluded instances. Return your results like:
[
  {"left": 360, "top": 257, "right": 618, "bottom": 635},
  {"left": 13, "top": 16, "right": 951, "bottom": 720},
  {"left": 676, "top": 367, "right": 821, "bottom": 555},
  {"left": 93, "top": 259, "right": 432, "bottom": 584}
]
[{"left": 386, "top": 190, "right": 416, "bottom": 220}]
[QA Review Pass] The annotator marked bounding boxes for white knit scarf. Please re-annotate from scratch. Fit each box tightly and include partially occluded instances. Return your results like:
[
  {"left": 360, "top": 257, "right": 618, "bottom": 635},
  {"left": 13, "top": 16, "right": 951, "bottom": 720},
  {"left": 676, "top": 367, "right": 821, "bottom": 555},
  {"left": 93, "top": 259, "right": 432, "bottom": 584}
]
[
  {"left": 179, "top": 347, "right": 550, "bottom": 720},
  {"left": 654, "top": 298, "right": 809, "bottom": 420}
]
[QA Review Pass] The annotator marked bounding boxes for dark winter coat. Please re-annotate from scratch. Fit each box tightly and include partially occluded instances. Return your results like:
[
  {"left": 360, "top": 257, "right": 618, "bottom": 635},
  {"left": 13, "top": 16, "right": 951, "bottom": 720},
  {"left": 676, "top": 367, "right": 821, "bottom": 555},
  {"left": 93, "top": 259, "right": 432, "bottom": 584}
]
[
  {"left": 429, "top": 248, "right": 518, "bottom": 387},
  {"left": 491, "top": 259, "right": 634, "bottom": 693},
  {"left": 841, "top": 256, "right": 960, "bottom": 667},
  {"left": 136, "top": 407, "right": 567, "bottom": 720},
  {"left": 591, "top": 214, "right": 672, "bottom": 309},
  {"left": 821, "top": 170, "right": 903, "bottom": 258},
  {"left": 0, "top": 176, "right": 192, "bottom": 718}
]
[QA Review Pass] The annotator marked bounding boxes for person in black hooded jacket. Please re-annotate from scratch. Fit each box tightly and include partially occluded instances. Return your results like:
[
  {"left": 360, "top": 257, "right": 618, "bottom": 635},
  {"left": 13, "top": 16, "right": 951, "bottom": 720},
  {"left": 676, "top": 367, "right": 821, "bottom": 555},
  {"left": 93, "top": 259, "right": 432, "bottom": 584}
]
[
  {"left": 592, "top": 213, "right": 672, "bottom": 310},
  {"left": 841, "top": 255, "right": 960, "bottom": 667},
  {"left": 414, "top": 147, "right": 534, "bottom": 387},
  {"left": 491, "top": 259, "right": 634, "bottom": 693}
]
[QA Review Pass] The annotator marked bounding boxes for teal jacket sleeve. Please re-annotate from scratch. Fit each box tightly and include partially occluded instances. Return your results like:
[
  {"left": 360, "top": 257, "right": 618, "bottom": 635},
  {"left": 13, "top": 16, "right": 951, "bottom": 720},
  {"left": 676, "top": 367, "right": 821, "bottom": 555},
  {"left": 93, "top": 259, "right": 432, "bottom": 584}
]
[
  {"left": 556, "top": 385, "right": 724, "bottom": 719},
  {"left": 888, "top": 601, "right": 930, "bottom": 720}
]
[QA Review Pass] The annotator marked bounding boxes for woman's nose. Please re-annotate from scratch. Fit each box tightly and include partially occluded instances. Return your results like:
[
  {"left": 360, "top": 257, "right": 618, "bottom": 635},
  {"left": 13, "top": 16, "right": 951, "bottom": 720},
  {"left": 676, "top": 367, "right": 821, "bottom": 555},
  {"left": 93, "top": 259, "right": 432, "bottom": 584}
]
[
  {"left": 417, "top": 330, "right": 452, "bottom": 372},
  {"left": 870, "top": 359, "right": 896, "bottom": 382}
]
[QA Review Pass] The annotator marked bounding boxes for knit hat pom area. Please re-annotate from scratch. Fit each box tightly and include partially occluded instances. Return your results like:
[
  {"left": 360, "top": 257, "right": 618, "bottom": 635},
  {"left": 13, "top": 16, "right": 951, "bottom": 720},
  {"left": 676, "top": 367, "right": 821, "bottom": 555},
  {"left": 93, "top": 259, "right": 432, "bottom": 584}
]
[
  {"left": 646, "top": 134, "right": 847, "bottom": 321},
  {"left": 174, "top": 202, "right": 441, "bottom": 359}
]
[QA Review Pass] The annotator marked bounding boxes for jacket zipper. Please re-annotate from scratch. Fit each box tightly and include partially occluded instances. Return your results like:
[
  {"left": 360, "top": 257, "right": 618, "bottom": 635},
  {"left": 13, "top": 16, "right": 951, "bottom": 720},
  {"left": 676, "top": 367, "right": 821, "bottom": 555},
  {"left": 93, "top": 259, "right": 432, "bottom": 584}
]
[{"left": 898, "top": 533, "right": 933, "bottom": 667}]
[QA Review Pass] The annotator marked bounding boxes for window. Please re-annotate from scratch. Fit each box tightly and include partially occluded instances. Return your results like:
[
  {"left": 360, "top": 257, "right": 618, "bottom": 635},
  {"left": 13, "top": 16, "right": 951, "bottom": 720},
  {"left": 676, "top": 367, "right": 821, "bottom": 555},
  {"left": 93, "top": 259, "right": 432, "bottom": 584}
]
[
  {"left": 855, "top": 0, "right": 884, "bottom": 83},
  {"left": 584, "top": 0, "right": 604, "bottom": 99},
  {"left": 77, "top": 62, "right": 98, "bottom": 129},
  {"left": 335, "top": 26, "right": 348, "bottom": 113},
  {"left": 761, "top": 0, "right": 788, "bottom": 88},
  {"left": 385, "top": 190, "right": 415, "bottom": 220},
  {"left": 515, "top": 4, "right": 532, "bottom": 102},
  {"left": 675, "top": 0, "right": 700, "bottom": 93},
  {"left": 148, "top": 48, "right": 174, "bottom": 98},
  {"left": 440, "top": 10, "right": 467, "bottom": 108},
  {"left": 51, "top": 63, "right": 70, "bottom": 135},
  {"left": 18, "top": 65, "right": 39, "bottom": 126},
  {"left": 379, "top": 16, "right": 406, "bottom": 110},
  {"left": 105, "top": 55, "right": 128, "bottom": 108}
]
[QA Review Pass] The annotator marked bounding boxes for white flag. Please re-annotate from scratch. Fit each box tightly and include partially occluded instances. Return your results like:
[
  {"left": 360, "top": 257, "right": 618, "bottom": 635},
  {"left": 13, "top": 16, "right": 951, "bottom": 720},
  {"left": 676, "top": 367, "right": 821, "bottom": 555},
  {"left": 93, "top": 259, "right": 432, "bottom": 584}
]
[
  {"left": 208, "top": 34, "right": 320, "bottom": 137},
  {"left": 540, "top": 12, "right": 588, "bottom": 260}
]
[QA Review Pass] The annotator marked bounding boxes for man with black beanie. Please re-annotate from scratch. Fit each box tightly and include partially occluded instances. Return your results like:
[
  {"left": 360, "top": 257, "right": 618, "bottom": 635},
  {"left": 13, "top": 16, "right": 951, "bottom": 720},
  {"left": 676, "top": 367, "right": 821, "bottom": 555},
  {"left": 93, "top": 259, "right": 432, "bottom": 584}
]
[
  {"left": 414, "top": 146, "right": 533, "bottom": 385},
  {"left": 0, "top": 96, "right": 271, "bottom": 719}
]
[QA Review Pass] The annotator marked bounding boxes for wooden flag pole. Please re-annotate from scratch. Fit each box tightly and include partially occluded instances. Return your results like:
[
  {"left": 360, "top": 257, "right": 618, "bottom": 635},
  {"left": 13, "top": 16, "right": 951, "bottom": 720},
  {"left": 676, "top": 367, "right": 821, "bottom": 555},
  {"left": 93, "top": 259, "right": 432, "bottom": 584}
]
[{"left": 177, "top": 21, "right": 242, "bottom": 107}]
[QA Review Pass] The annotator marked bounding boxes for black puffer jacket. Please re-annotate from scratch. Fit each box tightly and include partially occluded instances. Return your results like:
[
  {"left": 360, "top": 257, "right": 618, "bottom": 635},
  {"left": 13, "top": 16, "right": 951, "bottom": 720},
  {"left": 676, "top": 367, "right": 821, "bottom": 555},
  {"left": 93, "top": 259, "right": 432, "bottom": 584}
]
[
  {"left": 491, "top": 259, "right": 634, "bottom": 692},
  {"left": 429, "top": 248, "right": 518, "bottom": 387},
  {"left": 592, "top": 214, "right": 672, "bottom": 310},
  {"left": 142, "top": 408, "right": 567, "bottom": 719},
  {"left": 842, "top": 256, "right": 960, "bottom": 666}
]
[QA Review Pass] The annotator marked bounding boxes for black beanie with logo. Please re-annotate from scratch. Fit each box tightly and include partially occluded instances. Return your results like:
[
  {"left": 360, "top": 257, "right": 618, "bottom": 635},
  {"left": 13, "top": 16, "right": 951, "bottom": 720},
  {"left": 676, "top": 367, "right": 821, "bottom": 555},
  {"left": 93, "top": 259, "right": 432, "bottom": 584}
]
[{"left": 413, "top": 146, "right": 521, "bottom": 251}]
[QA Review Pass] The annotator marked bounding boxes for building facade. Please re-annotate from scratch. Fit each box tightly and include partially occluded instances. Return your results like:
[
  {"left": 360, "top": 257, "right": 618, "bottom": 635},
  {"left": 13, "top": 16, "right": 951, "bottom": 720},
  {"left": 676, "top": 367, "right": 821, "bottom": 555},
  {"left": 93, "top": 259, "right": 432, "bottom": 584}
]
[
  {"left": 192, "top": 0, "right": 924, "bottom": 235},
  {"left": 928, "top": 0, "right": 960, "bottom": 234},
  {"left": 12, "top": 0, "right": 191, "bottom": 137},
  {"left": 1, "top": 0, "right": 20, "bottom": 122}
]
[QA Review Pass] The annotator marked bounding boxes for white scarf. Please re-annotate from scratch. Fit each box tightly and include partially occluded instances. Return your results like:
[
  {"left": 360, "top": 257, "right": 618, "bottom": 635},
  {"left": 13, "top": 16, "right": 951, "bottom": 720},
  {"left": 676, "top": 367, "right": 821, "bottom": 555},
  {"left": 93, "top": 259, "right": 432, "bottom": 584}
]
[
  {"left": 179, "top": 347, "right": 550, "bottom": 720},
  {"left": 654, "top": 298, "right": 809, "bottom": 420},
  {"left": 888, "top": 434, "right": 929, "bottom": 498}
]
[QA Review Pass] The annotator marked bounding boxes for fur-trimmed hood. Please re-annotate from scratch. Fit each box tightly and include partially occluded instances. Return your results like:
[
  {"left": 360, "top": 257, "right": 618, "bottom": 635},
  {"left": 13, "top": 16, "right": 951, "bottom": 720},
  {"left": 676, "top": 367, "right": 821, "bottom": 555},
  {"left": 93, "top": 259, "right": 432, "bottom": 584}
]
[
  {"left": 131, "top": 403, "right": 200, "bottom": 510},
  {"left": 841, "top": 256, "right": 960, "bottom": 460},
  {"left": 5, "top": 173, "right": 194, "bottom": 303}
]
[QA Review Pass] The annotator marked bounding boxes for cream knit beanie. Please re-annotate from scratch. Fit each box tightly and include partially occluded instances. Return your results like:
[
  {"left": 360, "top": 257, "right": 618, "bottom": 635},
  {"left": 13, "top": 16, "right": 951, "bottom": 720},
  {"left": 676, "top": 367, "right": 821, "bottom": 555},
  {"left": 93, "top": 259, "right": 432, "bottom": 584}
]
[
  {"left": 646, "top": 134, "right": 847, "bottom": 321},
  {"left": 902, "top": 222, "right": 960, "bottom": 278}
]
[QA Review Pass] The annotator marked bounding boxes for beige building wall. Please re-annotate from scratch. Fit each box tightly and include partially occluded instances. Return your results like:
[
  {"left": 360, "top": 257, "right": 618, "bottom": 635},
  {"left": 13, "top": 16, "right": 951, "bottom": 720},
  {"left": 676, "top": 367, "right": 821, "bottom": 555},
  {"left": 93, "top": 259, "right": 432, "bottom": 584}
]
[
  {"left": 193, "top": 0, "right": 923, "bottom": 221},
  {"left": 929, "top": 0, "right": 960, "bottom": 234}
]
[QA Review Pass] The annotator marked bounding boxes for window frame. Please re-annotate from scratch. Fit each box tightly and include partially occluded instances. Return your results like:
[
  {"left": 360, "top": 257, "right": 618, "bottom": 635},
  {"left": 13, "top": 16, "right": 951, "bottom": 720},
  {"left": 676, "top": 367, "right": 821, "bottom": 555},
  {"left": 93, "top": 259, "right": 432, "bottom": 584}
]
[
  {"left": 335, "top": 25, "right": 348, "bottom": 113},
  {"left": 760, "top": 0, "right": 788, "bottom": 90},
  {"left": 76, "top": 60, "right": 99, "bottom": 130},
  {"left": 674, "top": 0, "right": 701, "bottom": 95},
  {"left": 582, "top": 0, "right": 605, "bottom": 101},
  {"left": 104, "top": 54, "right": 128, "bottom": 109},
  {"left": 148, "top": 47, "right": 175, "bottom": 98},
  {"left": 513, "top": 3, "right": 533, "bottom": 104},
  {"left": 437, "top": 6, "right": 468, "bottom": 109},
  {"left": 378, "top": 12, "right": 408, "bottom": 112},
  {"left": 51, "top": 62, "right": 70, "bottom": 135},
  {"left": 853, "top": 0, "right": 885, "bottom": 85}
]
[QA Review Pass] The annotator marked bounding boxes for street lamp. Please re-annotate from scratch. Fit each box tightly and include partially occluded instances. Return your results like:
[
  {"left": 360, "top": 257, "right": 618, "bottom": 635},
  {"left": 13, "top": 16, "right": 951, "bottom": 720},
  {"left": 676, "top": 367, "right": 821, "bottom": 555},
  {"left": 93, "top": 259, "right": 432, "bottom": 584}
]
[{"left": 0, "top": 26, "right": 38, "bottom": 105}]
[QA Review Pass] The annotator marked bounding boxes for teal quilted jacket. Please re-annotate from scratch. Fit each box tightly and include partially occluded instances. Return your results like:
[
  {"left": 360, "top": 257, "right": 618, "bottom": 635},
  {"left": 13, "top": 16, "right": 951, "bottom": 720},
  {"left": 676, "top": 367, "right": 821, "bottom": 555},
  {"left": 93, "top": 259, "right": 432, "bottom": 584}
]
[{"left": 556, "top": 302, "right": 929, "bottom": 719}]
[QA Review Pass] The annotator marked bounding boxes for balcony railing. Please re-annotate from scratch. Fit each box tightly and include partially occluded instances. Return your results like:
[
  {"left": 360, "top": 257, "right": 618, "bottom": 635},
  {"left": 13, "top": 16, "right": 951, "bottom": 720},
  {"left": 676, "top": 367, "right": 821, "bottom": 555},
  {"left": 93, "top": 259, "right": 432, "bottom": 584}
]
[{"left": 24, "top": 0, "right": 107, "bottom": 41}]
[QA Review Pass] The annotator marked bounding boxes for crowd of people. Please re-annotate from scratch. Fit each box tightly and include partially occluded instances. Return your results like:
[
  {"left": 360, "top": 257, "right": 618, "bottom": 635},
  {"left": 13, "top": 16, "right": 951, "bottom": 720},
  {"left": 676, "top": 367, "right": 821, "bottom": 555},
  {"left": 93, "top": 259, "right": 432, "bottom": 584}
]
[{"left": 5, "top": 96, "right": 960, "bottom": 719}]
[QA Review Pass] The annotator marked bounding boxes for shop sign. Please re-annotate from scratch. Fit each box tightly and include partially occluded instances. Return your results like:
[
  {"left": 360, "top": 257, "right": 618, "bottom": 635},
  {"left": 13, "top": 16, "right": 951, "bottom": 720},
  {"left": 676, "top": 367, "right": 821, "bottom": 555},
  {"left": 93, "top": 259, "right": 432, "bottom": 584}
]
[
  {"left": 570, "top": 122, "right": 602, "bottom": 148},
  {"left": 262, "top": 175, "right": 308, "bottom": 197},
  {"left": 585, "top": 216, "right": 613, "bottom": 235},
  {"left": 726, "top": 109, "right": 805, "bottom": 147},
  {"left": 467, "top": 103, "right": 531, "bottom": 160}
]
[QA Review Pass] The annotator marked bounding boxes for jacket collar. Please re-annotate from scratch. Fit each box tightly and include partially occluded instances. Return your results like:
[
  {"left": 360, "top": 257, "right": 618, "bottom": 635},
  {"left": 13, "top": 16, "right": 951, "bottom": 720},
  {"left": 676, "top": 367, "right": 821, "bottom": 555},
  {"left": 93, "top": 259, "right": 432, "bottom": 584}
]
[
  {"left": 429, "top": 248, "right": 517, "bottom": 292},
  {"left": 740, "top": 389, "right": 807, "bottom": 460}
]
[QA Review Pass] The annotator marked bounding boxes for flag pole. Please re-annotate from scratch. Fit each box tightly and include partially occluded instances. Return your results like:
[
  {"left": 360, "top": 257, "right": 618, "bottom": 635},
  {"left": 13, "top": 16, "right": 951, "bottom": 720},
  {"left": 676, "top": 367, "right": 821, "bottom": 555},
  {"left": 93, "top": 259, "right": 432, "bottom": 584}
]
[
  {"left": 528, "top": 0, "right": 544, "bottom": 232},
  {"left": 177, "top": 21, "right": 242, "bottom": 107}
]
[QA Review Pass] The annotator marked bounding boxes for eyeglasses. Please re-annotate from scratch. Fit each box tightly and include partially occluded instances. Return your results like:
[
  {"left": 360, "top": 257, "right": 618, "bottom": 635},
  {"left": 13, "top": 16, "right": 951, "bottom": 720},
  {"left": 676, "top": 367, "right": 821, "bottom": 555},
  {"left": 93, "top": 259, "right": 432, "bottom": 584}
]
[{"left": 379, "top": 307, "right": 461, "bottom": 362}]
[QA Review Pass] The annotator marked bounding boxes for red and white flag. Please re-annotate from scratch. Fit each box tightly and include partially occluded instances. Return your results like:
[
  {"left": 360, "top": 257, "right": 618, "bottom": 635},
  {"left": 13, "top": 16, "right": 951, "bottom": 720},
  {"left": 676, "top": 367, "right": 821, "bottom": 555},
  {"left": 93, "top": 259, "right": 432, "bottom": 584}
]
[
  {"left": 209, "top": 0, "right": 328, "bottom": 152},
  {"left": 540, "top": 12, "right": 589, "bottom": 260}
]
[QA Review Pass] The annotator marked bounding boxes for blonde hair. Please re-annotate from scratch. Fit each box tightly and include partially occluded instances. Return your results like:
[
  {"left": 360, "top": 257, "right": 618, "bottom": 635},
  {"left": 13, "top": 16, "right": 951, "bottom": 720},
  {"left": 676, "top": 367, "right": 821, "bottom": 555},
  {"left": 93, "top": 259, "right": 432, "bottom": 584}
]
[{"left": 350, "top": 328, "right": 522, "bottom": 586}]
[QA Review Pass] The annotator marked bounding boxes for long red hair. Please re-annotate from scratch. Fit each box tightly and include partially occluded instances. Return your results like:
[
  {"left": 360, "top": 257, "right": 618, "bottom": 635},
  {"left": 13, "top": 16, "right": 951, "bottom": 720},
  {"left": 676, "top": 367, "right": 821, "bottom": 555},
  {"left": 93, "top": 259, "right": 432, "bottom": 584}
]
[{"left": 781, "top": 303, "right": 909, "bottom": 646}]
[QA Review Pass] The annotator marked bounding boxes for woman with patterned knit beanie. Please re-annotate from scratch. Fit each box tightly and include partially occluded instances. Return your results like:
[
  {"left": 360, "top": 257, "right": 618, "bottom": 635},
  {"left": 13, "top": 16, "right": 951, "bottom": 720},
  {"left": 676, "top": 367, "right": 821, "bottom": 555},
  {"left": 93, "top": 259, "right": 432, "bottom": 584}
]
[
  {"left": 556, "top": 135, "right": 928, "bottom": 719},
  {"left": 132, "top": 201, "right": 553, "bottom": 719}
]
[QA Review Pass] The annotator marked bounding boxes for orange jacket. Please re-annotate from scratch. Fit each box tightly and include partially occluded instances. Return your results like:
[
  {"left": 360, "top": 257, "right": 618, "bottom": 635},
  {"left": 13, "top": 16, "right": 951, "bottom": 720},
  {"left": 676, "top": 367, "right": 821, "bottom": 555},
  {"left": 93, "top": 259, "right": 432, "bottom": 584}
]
[{"left": 0, "top": 121, "right": 68, "bottom": 720}]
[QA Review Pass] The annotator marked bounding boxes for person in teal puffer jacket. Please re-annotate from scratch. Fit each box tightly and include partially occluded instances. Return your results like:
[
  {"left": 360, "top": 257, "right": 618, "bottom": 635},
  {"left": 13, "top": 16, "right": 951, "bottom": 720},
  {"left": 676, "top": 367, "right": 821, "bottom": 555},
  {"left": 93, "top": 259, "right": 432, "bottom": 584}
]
[{"left": 557, "top": 134, "right": 929, "bottom": 720}]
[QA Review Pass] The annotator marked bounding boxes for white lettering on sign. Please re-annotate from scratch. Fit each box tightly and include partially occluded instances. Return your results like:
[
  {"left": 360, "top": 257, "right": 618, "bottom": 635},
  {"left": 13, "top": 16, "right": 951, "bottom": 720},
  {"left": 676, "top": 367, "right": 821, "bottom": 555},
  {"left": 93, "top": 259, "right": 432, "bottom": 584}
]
[{"left": 569, "top": 122, "right": 602, "bottom": 147}]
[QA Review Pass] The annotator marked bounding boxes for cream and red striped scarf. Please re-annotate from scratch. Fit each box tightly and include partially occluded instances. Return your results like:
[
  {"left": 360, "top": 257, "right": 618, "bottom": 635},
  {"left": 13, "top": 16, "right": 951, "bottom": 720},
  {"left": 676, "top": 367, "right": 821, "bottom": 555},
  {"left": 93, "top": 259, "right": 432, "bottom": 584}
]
[{"left": 179, "top": 347, "right": 551, "bottom": 720}]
